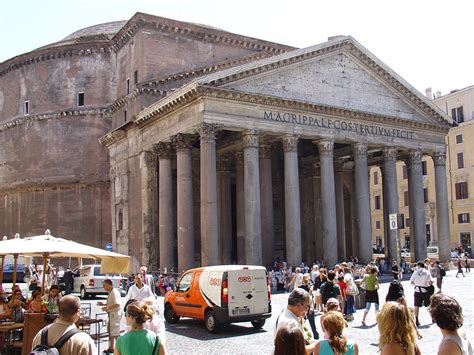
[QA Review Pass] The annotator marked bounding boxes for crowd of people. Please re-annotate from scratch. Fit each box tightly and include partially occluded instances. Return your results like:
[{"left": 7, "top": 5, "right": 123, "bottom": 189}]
[{"left": 272, "top": 257, "right": 472, "bottom": 355}]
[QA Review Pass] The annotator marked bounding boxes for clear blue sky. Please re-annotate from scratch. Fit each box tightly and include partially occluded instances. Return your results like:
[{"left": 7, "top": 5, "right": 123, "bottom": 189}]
[{"left": 1, "top": 0, "right": 472, "bottom": 96}]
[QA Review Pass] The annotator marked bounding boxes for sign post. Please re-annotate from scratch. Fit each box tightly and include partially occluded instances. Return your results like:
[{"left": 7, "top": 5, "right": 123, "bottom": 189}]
[
  {"left": 105, "top": 243, "right": 113, "bottom": 251},
  {"left": 389, "top": 213, "right": 398, "bottom": 230}
]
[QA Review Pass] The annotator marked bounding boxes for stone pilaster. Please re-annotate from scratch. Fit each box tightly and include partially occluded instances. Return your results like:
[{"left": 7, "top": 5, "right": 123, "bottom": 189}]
[
  {"left": 154, "top": 142, "right": 175, "bottom": 271},
  {"left": 432, "top": 152, "right": 451, "bottom": 262},
  {"left": 383, "top": 147, "right": 400, "bottom": 264},
  {"left": 172, "top": 134, "right": 195, "bottom": 272},
  {"left": 243, "top": 129, "right": 262, "bottom": 265},
  {"left": 217, "top": 156, "right": 232, "bottom": 264},
  {"left": 353, "top": 143, "right": 372, "bottom": 263},
  {"left": 334, "top": 159, "right": 346, "bottom": 261},
  {"left": 316, "top": 139, "right": 337, "bottom": 266},
  {"left": 260, "top": 144, "right": 275, "bottom": 269},
  {"left": 407, "top": 150, "right": 426, "bottom": 261},
  {"left": 235, "top": 151, "right": 246, "bottom": 264},
  {"left": 197, "top": 123, "right": 221, "bottom": 266}
]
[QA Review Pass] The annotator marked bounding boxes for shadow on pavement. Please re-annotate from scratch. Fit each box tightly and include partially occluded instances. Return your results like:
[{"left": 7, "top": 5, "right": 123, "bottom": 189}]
[{"left": 165, "top": 318, "right": 267, "bottom": 340}]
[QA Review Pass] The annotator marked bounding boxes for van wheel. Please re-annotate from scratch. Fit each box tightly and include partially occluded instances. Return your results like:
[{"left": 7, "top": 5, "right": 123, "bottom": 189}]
[
  {"left": 164, "top": 304, "right": 180, "bottom": 324},
  {"left": 80, "top": 286, "right": 88, "bottom": 300},
  {"left": 205, "top": 311, "right": 220, "bottom": 333},
  {"left": 251, "top": 319, "right": 265, "bottom": 329}
]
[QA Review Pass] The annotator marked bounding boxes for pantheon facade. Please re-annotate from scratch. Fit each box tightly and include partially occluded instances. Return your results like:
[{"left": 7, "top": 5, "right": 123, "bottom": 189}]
[{"left": 0, "top": 13, "right": 452, "bottom": 272}]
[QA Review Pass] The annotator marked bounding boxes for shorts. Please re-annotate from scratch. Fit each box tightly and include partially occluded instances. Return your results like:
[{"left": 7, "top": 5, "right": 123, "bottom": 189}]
[
  {"left": 108, "top": 311, "right": 121, "bottom": 337},
  {"left": 414, "top": 291, "right": 430, "bottom": 307}
]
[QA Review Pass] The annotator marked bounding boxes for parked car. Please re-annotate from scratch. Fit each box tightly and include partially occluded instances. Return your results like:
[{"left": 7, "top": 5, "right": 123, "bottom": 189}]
[{"left": 72, "top": 264, "right": 125, "bottom": 299}]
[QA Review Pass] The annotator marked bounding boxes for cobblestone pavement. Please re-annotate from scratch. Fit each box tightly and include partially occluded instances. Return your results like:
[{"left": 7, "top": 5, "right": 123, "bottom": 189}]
[{"left": 8, "top": 269, "right": 473, "bottom": 354}]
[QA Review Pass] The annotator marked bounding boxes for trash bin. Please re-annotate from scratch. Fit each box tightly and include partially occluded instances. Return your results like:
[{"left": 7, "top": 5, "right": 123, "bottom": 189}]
[{"left": 354, "top": 281, "right": 365, "bottom": 309}]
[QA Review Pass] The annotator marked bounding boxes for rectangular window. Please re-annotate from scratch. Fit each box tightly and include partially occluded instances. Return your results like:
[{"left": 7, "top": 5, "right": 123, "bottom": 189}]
[
  {"left": 455, "top": 182, "right": 469, "bottom": 200},
  {"left": 404, "top": 191, "right": 409, "bottom": 206},
  {"left": 126, "top": 78, "right": 130, "bottom": 95},
  {"left": 405, "top": 218, "right": 410, "bottom": 228},
  {"left": 451, "top": 106, "right": 464, "bottom": 124},
  {"left": 456, "top": 134, "right": 463, "bottom": 144},
  {"left": 457, "top": 152, "right": 464, "bottom": 169},
  {"left": 134, "top": 70, "right": 138, "bottom": 85},
  {"left": 422, "top": 161, "right": 427, "bottom": 176},
  {"left": 373, "top": 171, "right": 378, "bottom": 185},
  {"left": 24, "top": 100, "right": 29, "bottom": 115},
  {"left": 77, "top": 92, "right": 85, "bottom": 107},
  {"left": 124, "top": 109, "right": 127, "bottom": 122},
  {"left": 374, "top": 195, "right": 381, "bottom": 210},
  {"left": 423, "top": 188, "right": 428, "bottom": 203},
  {"left": 402, "top": 165, "right": 408, "bottom": 179},
  {"left": 375, "top": 221, "right": 381, "bottom": 229},
  {"left": 458, "top": 213, "right": 470, "bottom": 224}
]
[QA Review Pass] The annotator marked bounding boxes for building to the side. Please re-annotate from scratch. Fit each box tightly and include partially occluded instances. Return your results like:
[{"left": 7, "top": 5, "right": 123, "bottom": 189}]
[
  {"left": 369, "top": 85, "right": 473, "bottom": 256},
  {"left": 1, "top": 12, "right": 454, "bottom": 272}
]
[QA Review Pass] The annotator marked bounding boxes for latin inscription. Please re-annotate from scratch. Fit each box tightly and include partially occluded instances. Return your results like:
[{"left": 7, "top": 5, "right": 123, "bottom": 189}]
[{"left": 263, "top": 111, "right": 415, "bottom": 140}]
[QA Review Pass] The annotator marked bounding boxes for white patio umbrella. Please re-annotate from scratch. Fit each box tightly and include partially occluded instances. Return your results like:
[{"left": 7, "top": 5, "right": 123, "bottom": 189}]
[{"left": 0, "top": 231, "right": 130, "bottom": 294}]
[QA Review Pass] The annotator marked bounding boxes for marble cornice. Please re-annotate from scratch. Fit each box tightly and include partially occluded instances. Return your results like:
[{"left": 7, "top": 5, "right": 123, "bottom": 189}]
[
  {"left": 0, "top": 42, "right": 111, "bottom": 77},
  {"left": 109, "top": 87, "right": 166, "bottom": 114},
  {"left": 135, "top": 85, "right": 451, "bottom": 134},
  {"left": 0, "top": 180, "right": 110, "bottom": 195},
  {"left": 99, "top": 129, "right": 126, "bottom": 147},
  {"left": 0, "top": 108, "right": 109, "bottom": 133},
  {"left": 110, "top": 13, "right": 294, "bottom": 54}
]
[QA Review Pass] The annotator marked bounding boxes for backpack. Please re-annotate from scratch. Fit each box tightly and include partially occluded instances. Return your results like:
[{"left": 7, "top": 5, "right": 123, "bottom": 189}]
[
  {"left": 31, "top": 326, "right": 80, "bottom": 354},
  {"left": 321, "top": 282, "right": 339, "bottom": 304},
  {"left": 440, "top": 266, "right": 446, "bottom": 277}
]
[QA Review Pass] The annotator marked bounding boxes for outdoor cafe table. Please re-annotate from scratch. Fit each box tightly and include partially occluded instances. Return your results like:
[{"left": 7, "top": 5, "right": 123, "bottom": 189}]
[{"left": 0, "top": 322, "right": 24, "bottom": 353}]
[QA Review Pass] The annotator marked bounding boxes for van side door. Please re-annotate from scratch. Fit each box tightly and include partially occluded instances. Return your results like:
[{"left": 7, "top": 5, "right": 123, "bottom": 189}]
[{"left": 174, "top": 272, "right": 197, "bottom": 318}]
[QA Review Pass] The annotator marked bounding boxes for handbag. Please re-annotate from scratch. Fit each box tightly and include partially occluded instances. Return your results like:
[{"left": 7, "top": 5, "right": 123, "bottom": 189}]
[{"left": 347, "top": 282, "right": 359, "bottom": 296}]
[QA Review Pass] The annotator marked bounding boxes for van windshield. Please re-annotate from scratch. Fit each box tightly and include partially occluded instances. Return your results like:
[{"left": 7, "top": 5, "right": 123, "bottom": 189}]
[{"left": 93, "top": 266, "right": 120, "bottom": 277}]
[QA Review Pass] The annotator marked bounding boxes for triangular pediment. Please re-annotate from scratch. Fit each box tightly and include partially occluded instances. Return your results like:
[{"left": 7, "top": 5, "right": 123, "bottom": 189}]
[{"left": 195, "top": 37, "right": 451, "bottom": 127}]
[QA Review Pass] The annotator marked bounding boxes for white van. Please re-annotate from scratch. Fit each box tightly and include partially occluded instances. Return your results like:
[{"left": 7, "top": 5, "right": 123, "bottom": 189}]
[
  {"left": 164, "top": 265, "right": 272, "bottom": 332},
  {"left": 73, "top": 264, "right": 125, "bottom": 299}
]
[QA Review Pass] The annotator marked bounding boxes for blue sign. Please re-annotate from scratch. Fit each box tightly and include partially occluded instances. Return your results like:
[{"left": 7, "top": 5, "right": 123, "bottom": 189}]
[{"left": 105, "top": 243, "right": 113, "bottom": 251}]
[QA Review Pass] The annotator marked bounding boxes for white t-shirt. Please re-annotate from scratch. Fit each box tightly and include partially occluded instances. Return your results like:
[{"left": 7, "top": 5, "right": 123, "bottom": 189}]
[
  {"left": 126, "top": 284, "right": 154, "bottom": 302},
  {"left": 274, "top": 308, "right": 302, "bottom": 338},
  {"left": 410, "top": 268, "right": 432, "bottom": 292}
]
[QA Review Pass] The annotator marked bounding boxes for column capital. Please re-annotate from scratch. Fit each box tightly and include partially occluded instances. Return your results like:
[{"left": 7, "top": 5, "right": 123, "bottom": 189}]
[
  {"left": 259, "top": 144, "right": 273, "bottom": 159},
  {"left": 431, "top": 152, "right": 446, "bottom": 166},
  {"left": 242, "top": 129, "right": 260, "bottom": 148},
  {"left": 316, "top": 140, "right": 334, "bottom": 157},
  {"left": 153, "top": 142, "right": 173, "bottom": 159},
  {"left": 383, "top": 147, "right": 398, "bottom": 162},
  {"left": 282, "top": 135, "right": 299, "bottom": 152},
  {"left": 171, "top": 133, "right": 195, "bottom": 152},
  {"left": 197, "top": 123, "right": 222, "bottom": 144},
  {"left": 217, "top": 156, "right": 232, "bottom": 171},
  {"left": 352, "top": 143, "right": 367, "bottom": 159},
  {"left": 408, "top": 149, "right": 423, "bottom": 166}
]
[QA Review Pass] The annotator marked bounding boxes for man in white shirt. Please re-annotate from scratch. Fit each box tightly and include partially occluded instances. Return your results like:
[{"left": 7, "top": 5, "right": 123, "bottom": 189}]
[
  {"left": 274, "top": 288, "right": 315, "bottom": 352},
  {"left": 125, "top": 274, "right": 154, "bottom": 302},
  {"left": 31, "top": 295, "right": 96, "bottom": 355},
  {"left": 140, "top": 266, "right": 156, "bottom": 295},
  {"left": 410, "top": 261, "right": 433, "bottom": 326},
  {"left": 98, "top": 279, "right": 122, "bottom": 353}
]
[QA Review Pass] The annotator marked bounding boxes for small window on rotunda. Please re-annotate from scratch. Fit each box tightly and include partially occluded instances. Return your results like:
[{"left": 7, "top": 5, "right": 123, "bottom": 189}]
[
  {"left": 24, "top": 100, "right": 29, "bottom": 115},
  {"left": 77, "top": 92, "right": 85, "bottom": 107},
  {"left": 126, "top": 78, "right": 130, "bottom": 95}
]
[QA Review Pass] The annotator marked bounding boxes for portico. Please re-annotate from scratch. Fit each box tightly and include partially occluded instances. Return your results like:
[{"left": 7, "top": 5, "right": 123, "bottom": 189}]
[{"left": 102, "top": 36, "right": 452, "bottom": 271}]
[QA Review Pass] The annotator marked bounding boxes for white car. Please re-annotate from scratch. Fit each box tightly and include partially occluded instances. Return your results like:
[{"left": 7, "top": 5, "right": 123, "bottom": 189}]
[{"left": 73, "top": 264, "right": 125, "bottom": 299}]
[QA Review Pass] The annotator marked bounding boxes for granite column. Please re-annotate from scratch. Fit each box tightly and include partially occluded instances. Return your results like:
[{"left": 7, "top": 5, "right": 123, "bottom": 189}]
[
  {"left": 408, "top": 150, "right": 426, "bottom": 261},
  {"left": 383, "top": 147, "right": 400, "bottom": 264},
  {"left": 260, "top": 145, "right": 274, "bottom": 269}
]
